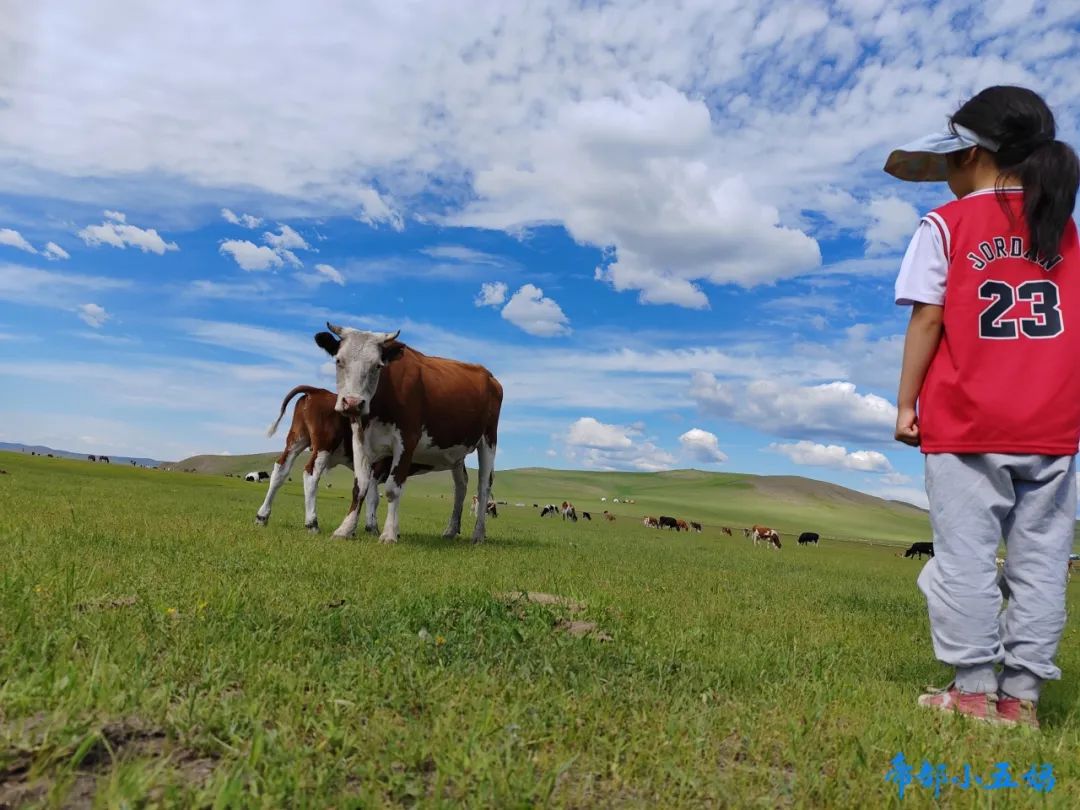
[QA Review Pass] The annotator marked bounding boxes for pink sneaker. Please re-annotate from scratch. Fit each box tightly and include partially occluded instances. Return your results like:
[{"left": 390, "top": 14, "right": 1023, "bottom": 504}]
[
  {"left": 917, "top": 683, "right": 1001, "bottom": 723},
  {"left": 996, "top": 696, "right": 1040, "bottom": 729}
]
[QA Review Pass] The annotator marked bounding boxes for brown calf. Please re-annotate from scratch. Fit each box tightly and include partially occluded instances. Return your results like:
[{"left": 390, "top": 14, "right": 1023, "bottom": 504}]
[{"left": 255, "top": 385, "right": 382, "bottom": 533}]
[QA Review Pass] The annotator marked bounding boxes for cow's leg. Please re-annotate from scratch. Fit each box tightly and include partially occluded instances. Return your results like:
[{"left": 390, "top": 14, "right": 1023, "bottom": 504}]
[
  {"left": 255, "top": 440, "right": 306, "bottom": 526},
  {"left": 349, "top": 422, "right": 374, "bottom": 511},
  {"left": 379, "top": 440, "right": 413, "bottom": 544},
  {"left": 471, "top": 438, "right": 496, "bottom": 544},
  {"left": 332, "top": 477, "right": 363, "bottom": 539},
  {"left": 442, "top": 461, "right": 468, "bottom": 538},
  {"left": 302, "top": 449, "right": 332, "bottom": 531},
  {"left": 364, "top": 475, "right": 380, "bottom": 534},
  {"left": 332, "top": 424, "right": 373, "bottom": 540}
]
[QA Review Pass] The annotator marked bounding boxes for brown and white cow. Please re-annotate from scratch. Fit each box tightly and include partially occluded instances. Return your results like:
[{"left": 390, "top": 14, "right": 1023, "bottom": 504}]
[
  {"left": 316, "top": 325, "right": 503, "bottom": 544},
  {"left": 255, "top": 385, "right": 382, "bottom": 534},
  {"left": 471, "top": 495, "right": 498, "bottom": 518},
  {"left": 721, "top": 527, "right": 733, "bottom": 536},
  {"left": 603, "top": 511, "right": 616, "bottom": 522},
  {"left": 675, "top": 519, "right": 689, "bottom": 532},
  {"left": 643, "top": 516, "right": 659, "bottom": 528},
  {"left": 752, "top": 525, "right": 782, "bottom": 550},
  {"left": 561, "top": 501, "right": 577, "bottom": 522}
]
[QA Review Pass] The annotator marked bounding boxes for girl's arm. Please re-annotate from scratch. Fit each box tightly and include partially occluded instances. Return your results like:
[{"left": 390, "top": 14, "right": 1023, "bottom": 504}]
[{"left": 895, "top": 302, "right": 944, "bottom": 446}]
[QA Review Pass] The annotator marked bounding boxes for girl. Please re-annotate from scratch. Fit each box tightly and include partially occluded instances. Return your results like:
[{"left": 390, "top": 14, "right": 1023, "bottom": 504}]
[{"left": 887, "top": 86, "right": 1080, "bottom": 728}]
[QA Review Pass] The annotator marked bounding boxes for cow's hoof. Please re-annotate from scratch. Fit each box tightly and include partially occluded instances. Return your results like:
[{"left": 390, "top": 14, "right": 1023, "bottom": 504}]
[
  {"left": 330, "top": 531, "right": 354, "bottom": 540},
  {"left": 254, "top": 515, "right": 268, "bottom": 527},
  {"left": 364, "top": 524, "right": 379, "bottom": 535},
  {"left": 471, "top": 533, "right": 485, "bottom": 544},
  {"left": 305, "top": 520, "right": 319, "bottom": 533},
  {"left": 442, "top": 528, "right": 460, "bottom": 539},
  {"left": 378, "top": 533, "right": 398, "bottom": 544}
]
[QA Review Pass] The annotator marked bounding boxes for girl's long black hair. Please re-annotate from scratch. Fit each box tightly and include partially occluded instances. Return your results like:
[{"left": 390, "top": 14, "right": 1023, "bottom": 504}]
[{"left": 951, "top": 86, "right": 1079, "bottom": 260}]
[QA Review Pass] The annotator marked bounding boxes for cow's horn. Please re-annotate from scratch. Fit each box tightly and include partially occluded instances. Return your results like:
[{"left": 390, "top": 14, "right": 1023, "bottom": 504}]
[
  {"left": 382, "top": 329, "right": 401, "bottom": 343},
  {"left": 326, "top": 321, "right": 345, "bottom": 337}
]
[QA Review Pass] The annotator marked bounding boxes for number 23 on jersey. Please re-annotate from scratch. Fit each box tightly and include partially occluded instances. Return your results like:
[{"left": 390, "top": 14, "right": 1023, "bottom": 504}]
[{"left": 978, "top": 279, "right": 1064, "bottom": 339}]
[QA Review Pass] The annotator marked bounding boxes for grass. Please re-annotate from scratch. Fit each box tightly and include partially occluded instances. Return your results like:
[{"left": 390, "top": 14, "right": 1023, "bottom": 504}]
[
  {"left": 166, "top": 454, "right": 934, "bottom": 545},
  {"left": 1, "top": 450, "right": 1078, "bottom": 808}
]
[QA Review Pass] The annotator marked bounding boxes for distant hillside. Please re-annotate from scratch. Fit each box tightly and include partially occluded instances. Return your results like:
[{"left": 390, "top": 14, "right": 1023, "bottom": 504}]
[
  {"left": 165, "top": 454, "right": 932, "bottom": 543},
  {"left": 0, "top": 442, "right": 161, "bottom": 468},
  {"left": 160, "top": 453, "right": 281, "bottom": 475}
]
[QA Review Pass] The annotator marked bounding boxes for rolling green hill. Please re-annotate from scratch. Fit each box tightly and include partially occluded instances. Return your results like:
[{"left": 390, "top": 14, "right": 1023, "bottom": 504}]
[{"left": 163, "top": 453, "right": 931, "bottom": 544}]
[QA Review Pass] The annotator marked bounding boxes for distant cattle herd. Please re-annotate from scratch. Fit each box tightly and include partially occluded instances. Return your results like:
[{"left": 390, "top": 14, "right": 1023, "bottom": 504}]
[{"left": 33, "top": 318, "right": 1074, "bottom": 578}]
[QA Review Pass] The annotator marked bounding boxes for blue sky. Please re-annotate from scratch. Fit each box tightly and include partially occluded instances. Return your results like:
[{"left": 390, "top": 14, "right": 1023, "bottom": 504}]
[{"left": 2, "top": 1, "right": 1079, "bottom": 508}]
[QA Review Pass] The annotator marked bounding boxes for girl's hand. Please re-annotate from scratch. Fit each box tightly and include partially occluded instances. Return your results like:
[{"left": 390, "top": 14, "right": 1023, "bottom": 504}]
[{"left": 895, "top": 406, "right": 920, "bottom": 446}]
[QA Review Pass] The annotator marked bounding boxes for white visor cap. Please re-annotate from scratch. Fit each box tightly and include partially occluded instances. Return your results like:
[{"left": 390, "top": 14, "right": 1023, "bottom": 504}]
[{"left": 884, "top": 124, "right": 1000, "bottom": 182}]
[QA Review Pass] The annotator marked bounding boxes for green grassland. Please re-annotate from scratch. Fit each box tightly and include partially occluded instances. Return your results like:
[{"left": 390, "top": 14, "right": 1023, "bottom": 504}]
[
  {"left": 2, "top": 451, "right": 1078, "bottom": 808},
  {"left": 165, "top": 453, "right": 933, "bottom": 545}
]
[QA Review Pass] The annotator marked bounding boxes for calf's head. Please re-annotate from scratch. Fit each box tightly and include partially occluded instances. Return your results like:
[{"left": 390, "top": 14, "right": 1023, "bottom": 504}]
[{"left": 315, "top": 323, "right": 405, "bottom": 417}]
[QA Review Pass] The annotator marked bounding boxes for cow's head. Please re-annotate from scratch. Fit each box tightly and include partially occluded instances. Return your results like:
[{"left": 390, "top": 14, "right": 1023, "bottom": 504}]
[{"left": 314, "top": 323, "right": 405, "bottom": 417}]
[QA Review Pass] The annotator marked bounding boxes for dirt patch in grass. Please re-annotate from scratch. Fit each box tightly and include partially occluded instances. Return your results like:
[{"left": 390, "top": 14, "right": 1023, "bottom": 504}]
[
  {"left": 496, "top": 591, "right": 586, "bottom": 612},
  {"left": 555, "top": 619, "right": 614, "bottom": 642},
  {"left": 496, "top": 591, "right": 613, "bottom": 641},
  {"left": 74, "top": 594, "right": 140, "bottom": 612},
  {"left": 0, "top": 717, "right": 217, "bottom": 808}
]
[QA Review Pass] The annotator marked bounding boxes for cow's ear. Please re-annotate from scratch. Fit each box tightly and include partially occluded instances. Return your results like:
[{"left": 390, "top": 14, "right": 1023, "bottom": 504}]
[
  {"left": 381, "top": 340, "right": 405, "bottom": 364},
  {"left": 315, "top": 331, "right": 340, "bottom": 356}
]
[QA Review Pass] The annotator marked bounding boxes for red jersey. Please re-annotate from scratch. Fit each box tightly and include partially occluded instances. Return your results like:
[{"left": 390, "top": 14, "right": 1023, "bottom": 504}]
[{"left": 919, "top": 188, "right": 1080, "bottom": 455}]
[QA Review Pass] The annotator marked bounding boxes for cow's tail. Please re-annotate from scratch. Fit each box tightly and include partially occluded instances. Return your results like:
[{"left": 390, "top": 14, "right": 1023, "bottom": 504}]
[{"left": 266, "top": 385, "right": 323, "bottom": 437}]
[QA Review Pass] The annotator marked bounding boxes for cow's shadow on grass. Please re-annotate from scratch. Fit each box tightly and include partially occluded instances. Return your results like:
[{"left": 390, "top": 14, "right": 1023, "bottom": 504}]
[
  {"left": 389, "top": 532, "right": 547, "bottom": 551},
  {"left": 289, "top": 527, "right": 546, "bottom": 551}
]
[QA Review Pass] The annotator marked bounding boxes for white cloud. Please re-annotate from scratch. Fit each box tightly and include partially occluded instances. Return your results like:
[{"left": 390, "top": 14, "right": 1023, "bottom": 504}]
[
  {"left": 0, "top": 263, "right": 130, "bottom": 308},
  {"left": 770, "top": 440, "right": 893, "bottom": 473},
  {"left": 275, "top": 248, "right": 303, "bottom": 268},
  {"left": 690, "top": 372, "right": 897, "bottom": 444},
  {"left": 882, "top": 471, "right": 912, "bottom": 485},
  {"left": 42, "top": 242, "right": 70, "bottom": 260},
  {"left": 567, "top": 417, "right": 633, "bottom": 450},
  {"left": 422, "top": 245, "right": 504, "bottom": 265},
  {"left": 221, "top": 208, "right": 263, "bottom": 228},
  {"left": 76, "top": 302, "right": 109, "bottom": 328},
  {"left": 357, "top": 187, "right": 404, "bottom": 232},
  {"left": 313, "top": 263, "right": 345, "bottom": 286},
  {"left": 78, "top": 212, "right": 179, "bottom": 254},
  {"left": 0, "top": 3, "right": 1074, "bottom": 311},
  {"left": 678, "top": 428, "right": 728, "bottom": 464},
  {"left": 475, "top": 281, "right": 508, "bottom": 308},
  {"left": 563, "top": 416, "right": 675, "bottom": 472},
  {"left": 457, "top": 87, "right": 822, "bottom": 308},
  {"left": 262, "top": 224, "right": 310, "bottom": 251},
  {"left": 185, "top": 279, "right": 277, "bottom": 300},
  {"left": 219, "top": 239, "right": 283, "bottom": 271},
  {"left": 500, "top": 283, "right": 570, "bottom": 337},
  {"left": 865, "top": 197, "right": 919, "bottom": 254},
  {"left": 0, "top": 228, "right": 37, "bottom": 254},
  {"left": 176, "top": 318, "right": 323, "bottom": 367}
]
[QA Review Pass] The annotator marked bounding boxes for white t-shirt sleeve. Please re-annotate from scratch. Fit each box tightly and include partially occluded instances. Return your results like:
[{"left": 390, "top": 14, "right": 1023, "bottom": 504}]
[{"left": 894, "top": 219, "right": 947, "bottom": 306}]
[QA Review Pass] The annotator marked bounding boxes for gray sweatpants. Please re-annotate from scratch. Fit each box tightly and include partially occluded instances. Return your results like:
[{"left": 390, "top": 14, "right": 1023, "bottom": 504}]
[{"left": 918, "top": 453, "right": 1075, "bottom": 701}]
